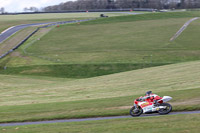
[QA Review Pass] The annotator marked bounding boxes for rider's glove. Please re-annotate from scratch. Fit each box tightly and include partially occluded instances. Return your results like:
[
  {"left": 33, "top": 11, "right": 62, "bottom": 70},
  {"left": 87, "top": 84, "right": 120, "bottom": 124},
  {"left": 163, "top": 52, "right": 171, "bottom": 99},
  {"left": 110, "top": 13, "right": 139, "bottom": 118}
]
[
  {"left": 146, "top": 96, "right": 150, "bottom": 99},
  {"left": 137, "top": 98, "right": 142, "bottom": 101},
  {"left": 154, "top": 100, "right": 158, "bottom": 105}
]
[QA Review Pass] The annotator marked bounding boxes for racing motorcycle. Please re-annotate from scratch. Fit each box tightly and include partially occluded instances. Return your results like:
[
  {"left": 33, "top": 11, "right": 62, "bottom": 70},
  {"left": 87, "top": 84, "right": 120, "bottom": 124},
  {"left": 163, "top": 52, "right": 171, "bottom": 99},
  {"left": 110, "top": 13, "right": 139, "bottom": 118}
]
[{"left": 130, "top": 96, "right": 172, "bottom": 117}]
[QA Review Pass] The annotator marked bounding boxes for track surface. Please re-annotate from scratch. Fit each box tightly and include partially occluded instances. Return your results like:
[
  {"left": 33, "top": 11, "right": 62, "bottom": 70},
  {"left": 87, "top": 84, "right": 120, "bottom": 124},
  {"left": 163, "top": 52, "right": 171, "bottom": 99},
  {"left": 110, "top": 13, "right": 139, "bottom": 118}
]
[
  {"left": 0, "top": 22, "right": 56, "bottom": 43},
  {"left": 0, "top": 111, "right": 199, "bottom": 127},
  {"left": 0, "top": 12, "right": 142, "bottom": 44},
  {"left": 0, "top": 19, "right": 91, "bottom": 44},
  {"left": 170, "top": 17, "right": 199, "bottom": 41}
]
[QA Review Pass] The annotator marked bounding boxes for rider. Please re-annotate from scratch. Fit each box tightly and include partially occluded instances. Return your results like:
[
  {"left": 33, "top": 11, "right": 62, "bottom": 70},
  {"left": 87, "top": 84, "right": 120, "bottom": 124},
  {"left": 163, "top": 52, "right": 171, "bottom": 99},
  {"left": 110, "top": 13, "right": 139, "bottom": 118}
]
[{"left": 139, "top": 91, "right": 162, "bottom": 105}]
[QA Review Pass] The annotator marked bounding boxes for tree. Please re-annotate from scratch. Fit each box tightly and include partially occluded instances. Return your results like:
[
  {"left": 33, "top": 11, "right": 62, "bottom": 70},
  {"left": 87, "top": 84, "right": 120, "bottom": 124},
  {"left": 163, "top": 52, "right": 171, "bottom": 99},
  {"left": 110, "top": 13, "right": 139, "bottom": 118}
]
[
  {"left": 30, "top": 7, "right": 39, "bottom": 12},
  {"left": 43, "top": 0, "right": 200, "bottom": 12},
  {"left": 23, "top": 7, "right": 39, "bottom": 12},
  {"left": 24, "top": 7, "right": 28, "bottom": 12},
  {"left": 0, "top": 7, "right": 5, "bottom": 14}
]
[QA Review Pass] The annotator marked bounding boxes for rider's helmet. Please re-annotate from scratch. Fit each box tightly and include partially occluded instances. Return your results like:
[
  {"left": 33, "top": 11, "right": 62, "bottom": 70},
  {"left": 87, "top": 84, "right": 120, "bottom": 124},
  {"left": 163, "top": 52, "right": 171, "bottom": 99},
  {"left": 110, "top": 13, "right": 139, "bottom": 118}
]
[{"left": 145, "top": 91, "right": 152, "bottom": 96}]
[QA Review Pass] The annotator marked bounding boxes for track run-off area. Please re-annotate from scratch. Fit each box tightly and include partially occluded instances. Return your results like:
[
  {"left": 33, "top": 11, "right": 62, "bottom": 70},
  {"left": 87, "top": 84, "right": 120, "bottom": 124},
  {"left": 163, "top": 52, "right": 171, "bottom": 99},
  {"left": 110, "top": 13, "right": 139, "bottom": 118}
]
[{"left": 0, "top": 110, "right": 199, "bottom": 127}]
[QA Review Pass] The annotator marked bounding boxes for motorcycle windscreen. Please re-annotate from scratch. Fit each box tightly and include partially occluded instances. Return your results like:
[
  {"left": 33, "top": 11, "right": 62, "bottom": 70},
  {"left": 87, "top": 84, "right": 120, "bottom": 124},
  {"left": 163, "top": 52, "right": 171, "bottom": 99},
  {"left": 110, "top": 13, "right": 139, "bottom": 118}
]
[{"left": 162, "top": 96, "right": 172, "bottom": 102}]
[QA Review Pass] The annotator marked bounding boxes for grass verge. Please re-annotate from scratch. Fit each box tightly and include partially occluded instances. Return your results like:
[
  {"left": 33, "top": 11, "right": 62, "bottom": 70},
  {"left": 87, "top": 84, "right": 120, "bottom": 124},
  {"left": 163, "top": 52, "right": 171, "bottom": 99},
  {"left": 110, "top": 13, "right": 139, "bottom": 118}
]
[
  {"left": 0, "top": 27, "right": 38, "bottom": 55},
  {"left": 0, "top": 78, "right": 199, "bottom": 123},
  {"left": 0, "top": 114, "right": 199, "bottom": 133},
  {"left": 83, "top": 11, "right": 200, "bottom": 25}
]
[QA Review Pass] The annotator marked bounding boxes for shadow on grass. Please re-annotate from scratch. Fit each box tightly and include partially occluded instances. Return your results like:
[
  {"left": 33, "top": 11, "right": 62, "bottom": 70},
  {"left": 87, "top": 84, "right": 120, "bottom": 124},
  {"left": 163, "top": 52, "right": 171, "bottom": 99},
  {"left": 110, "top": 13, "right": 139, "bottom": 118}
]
[{"left": 0, "top": 63, "right": 170, "bottom": 78}]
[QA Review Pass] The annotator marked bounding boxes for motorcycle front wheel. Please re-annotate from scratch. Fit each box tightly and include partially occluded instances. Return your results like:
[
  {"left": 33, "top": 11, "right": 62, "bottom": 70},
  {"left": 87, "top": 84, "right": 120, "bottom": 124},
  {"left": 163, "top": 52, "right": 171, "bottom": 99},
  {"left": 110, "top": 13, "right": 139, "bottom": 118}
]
[
  {"left": 130, "top": 106, "right": 143, "bottom": 117},
  {"left": 158, "top": 103, "right": 172, "bottom": 115}
]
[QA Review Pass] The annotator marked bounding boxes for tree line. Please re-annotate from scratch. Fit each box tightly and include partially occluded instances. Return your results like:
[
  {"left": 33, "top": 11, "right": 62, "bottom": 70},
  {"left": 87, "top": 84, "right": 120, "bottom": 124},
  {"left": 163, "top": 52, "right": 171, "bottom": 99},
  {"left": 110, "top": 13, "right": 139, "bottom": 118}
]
[
  {"left": 43, "top": 0, "right": 200, "bottom": 12},
  {"left": 0, "top": 7, "right": 5, "bottom": 13}
]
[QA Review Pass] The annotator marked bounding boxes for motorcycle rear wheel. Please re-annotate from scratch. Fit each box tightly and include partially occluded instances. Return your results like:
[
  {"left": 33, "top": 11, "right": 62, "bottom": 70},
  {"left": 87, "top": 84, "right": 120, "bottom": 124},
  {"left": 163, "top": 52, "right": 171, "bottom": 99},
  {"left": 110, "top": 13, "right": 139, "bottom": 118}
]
[
  {"left": 130, "top": 106, "right": 143, "bottom": 117},
  {"left": 158, "top": 103, "right": 172, "bottom": 115}
]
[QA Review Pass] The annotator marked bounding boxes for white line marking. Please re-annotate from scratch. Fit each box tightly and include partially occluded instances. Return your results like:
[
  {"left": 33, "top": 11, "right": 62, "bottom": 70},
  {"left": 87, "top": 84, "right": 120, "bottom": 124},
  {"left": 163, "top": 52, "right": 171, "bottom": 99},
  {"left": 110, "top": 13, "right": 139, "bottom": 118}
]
[{"left": 0, "top": 26, "right": 15, "bottom": 34}]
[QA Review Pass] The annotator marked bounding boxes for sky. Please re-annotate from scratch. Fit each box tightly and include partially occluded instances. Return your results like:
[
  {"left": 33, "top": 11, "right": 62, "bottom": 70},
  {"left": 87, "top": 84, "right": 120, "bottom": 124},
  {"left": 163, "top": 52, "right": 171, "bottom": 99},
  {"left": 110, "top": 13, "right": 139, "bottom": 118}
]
[{"left": 0, "top": 0, "right": 75, "bottom": 12}]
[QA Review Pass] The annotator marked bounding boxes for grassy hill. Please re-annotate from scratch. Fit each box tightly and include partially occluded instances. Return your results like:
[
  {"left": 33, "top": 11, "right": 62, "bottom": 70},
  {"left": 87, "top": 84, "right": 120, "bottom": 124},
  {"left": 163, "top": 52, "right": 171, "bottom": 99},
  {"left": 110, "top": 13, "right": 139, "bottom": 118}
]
[
  {"left": 0, "top": 60, "right": 199, "bottom": 122},
  {"left": 1, "top": 11, "right": 200, "bottom": 78},
  {"left": 0, "top": 12, "right": 131, "bottom": 33},
  {"left": 0, "top": 11, "right": 199, "bottom": 123}
]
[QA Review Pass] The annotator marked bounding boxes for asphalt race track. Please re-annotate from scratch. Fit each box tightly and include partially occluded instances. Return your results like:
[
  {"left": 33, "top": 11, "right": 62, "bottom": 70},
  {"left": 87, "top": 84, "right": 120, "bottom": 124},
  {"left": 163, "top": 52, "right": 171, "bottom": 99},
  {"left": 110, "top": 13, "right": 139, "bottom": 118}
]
[
  {"left": 0, "top": 22, "right": 56, "bottom": 43},
  {"left": 0, "top": 19, "right": 94, "bottom": 59},
  {"left": 0, "top": 12, "right": 143, "bottom": 44},
  {"left": 0, "top": 20, "right": 91, "bottom": 44},
  {"left": 170, "top": 17, "right": 199, "bottom": 41},
  {"left": 0, "top": 110, "right": 199, "bottom": 127}
]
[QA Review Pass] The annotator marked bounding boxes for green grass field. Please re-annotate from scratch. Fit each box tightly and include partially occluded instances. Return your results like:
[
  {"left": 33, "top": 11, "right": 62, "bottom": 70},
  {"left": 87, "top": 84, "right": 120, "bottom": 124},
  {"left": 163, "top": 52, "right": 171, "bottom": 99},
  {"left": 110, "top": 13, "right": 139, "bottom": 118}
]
[
  {"left": 0, "top": 12, "right": 133, "bottom": 33},
  {"left": 0, "top": 27, "right": 38, "bottom": 56},
  {"left": 0, "top": 114, "right": 199, "bottom": 133},
  {"left": 0, "top": 11, "right": 200, "bottom": 125},
  {"left": 0, "top": 60, "right": 199, "bottom": 123},
  {"left": 1, "top": 12, "right": 200, "bottom": 78}
]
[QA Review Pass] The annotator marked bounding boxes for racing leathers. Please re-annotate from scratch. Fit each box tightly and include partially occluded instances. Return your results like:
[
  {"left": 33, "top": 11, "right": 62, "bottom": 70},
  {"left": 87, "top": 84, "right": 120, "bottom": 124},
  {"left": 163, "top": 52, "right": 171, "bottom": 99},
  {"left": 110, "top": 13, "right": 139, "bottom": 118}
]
[{"left": 138, "top": 93, "right": 162, "bottom": 105}]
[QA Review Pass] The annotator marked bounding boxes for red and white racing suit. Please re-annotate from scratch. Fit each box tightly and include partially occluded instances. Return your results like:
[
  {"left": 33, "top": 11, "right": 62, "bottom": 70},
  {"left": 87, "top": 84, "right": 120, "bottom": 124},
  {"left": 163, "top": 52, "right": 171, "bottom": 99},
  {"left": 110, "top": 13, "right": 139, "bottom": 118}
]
[{"left": 139, "top": 93, "right": 162, "bottom": 104}]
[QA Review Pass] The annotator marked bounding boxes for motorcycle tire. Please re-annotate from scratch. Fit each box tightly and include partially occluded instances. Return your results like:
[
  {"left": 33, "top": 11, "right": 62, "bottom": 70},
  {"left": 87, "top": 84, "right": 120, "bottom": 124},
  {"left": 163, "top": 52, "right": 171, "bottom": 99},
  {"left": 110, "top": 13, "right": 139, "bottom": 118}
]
[
  {"left": 158, "top": 103, "right": 172, "bottom": 115},
  {"left": 130, "top": 106, "right": 143, "bottom": 117}
]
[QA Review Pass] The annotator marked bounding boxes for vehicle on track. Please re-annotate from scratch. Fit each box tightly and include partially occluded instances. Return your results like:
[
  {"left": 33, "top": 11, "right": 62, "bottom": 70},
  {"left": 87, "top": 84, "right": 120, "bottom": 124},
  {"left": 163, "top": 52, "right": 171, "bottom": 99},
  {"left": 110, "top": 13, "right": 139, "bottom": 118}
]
[{"left": 130, "top": 95, "right": 172, "bottom": 117}]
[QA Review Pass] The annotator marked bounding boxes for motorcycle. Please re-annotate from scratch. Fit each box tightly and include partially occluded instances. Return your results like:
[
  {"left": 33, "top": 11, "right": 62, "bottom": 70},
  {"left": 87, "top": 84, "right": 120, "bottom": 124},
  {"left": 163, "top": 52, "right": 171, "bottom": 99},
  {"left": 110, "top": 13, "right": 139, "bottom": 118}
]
[{"left": 130, "top": 96, "right": 172, "bottom": 117}]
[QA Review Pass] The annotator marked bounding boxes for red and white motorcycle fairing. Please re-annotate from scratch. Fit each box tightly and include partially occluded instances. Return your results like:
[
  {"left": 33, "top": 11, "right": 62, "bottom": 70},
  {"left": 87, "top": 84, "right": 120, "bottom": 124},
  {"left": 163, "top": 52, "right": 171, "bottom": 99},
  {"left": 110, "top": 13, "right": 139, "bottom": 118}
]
[
  {"left": 138, "top": 96, "right": 172, "bottom": 113},
  {"left": 130, "top": 96, "right": 173, "bottom": 117},
  {"left": 138, "top": 101, "right": 154, "bottom": 113}
]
